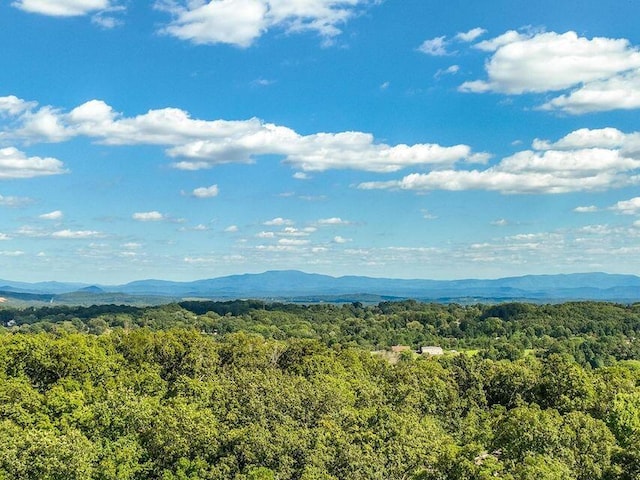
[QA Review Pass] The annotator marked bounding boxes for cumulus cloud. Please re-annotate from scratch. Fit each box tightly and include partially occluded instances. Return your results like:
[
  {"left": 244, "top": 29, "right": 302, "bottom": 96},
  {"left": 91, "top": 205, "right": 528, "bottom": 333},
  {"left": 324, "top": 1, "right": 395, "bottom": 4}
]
[
  {"left": 156, "top": 0, "right": 376, "bottom": 47},
  {"left": 224, "top": 225, "right": 239, "bottom": 232},
  {"left": 533, "top": 128, "right": 640, "bottom": 160},
  {"left": 264, "top": 217, "right": 294, "bottom": 226},
  {"left": 610, "top": 197, "right": 640, "bottom": 215},
  {"left": 532, "top": 128, "right": 627, "bottom": 151},
  {"left": 278, "top": 238, "right": 309, "bottom": 246},
  {"left": 461, "top": 30, "right": 640, "bottom": 113},
  {"left": 417, "top": 36, "right": 449, "bottom": 56},
  {"left": 170, "top": 128, "right": 482, "bottom": 173},
  {"left": 359, "top": 128, "right": 640, "bottom": 195},
  {"left": 280, "top": 227, "right": 316, "bottom": 236},
  {"left": 574, "top": 206, "right": 599, "bottom": 213},
  {"left": 51, "top": 229, "right": 103, "bottom": 239},
  {"left": 39, "top": 210, "right": 63, "bottom": 220},
  {"left": 300, "top": 135, "right": 479, "bottom": 172},
  {"left": 540, "top": 70, "right": 640, "bottom": 114},
  {"left": 333, "top": 235, "right": 350, "bottom": 243},
  {"left": 132, "top": 211, "right": 166, "bottom": 221},
  {"left": 258, "top": 226, "right": 316, "bottom": 240},
  {"left": 12, "top": 0, "right": 118, "bottom": 17},
  {"left": 317, "top": 217, "right": 350, "bottom": 225},
  {"left": 0, "top": 95, "right": 36, "bottom": 116},
  {"left": 1, "top": 96, "right": 483, "bottom": 173},
  {"left": 191, "top": 184, "right": 219, "bottom": 198},
  {"left": 455, "top": 27, "right": 486, "bottom": 42},
  {"left": 473, "top": 29, "right": 529, "bottom": 52},
  {"left": 0, "top": 147, "right": 66, "bottom": 179}
]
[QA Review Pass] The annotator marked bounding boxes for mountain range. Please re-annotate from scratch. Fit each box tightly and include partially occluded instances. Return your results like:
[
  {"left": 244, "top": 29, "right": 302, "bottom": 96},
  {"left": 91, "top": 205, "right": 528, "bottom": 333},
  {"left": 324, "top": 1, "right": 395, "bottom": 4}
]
[{"left": 1, "top": 271, "right": 640, "bottom": 305}]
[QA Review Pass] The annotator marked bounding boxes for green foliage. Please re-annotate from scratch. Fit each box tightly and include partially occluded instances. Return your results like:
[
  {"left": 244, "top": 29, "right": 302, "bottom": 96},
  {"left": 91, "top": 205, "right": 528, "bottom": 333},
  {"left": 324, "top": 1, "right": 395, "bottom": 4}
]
[{"left": 0, "top": 300, "right": 638, "bottom": 478}]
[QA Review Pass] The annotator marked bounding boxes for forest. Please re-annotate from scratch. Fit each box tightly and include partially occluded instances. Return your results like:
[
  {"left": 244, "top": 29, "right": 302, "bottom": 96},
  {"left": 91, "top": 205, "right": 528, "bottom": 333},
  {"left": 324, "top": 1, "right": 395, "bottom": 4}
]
[{"left": 1, "top": 300, "right": 640, "bottom": 479}]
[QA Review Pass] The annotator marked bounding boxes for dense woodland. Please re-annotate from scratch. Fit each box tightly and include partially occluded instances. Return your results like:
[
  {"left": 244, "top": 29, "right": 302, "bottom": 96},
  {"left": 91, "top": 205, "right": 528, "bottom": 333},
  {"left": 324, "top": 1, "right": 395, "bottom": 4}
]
[{"left": 1, "top": 300, "right": 640, "bottom": 478}]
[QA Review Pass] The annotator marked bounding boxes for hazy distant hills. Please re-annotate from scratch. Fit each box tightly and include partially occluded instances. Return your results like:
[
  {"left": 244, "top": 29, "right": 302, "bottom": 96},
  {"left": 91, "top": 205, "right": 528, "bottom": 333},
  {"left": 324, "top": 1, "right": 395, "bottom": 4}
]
[{"left": 1, "top": 271, "right": 639, "bottom": 305}]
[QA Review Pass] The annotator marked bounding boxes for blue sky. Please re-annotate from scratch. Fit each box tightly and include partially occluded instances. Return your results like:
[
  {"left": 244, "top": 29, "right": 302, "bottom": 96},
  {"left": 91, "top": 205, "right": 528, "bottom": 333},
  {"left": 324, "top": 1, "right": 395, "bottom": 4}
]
[{"left": 2, "top": 0, "right": 640, "bottom": 283}]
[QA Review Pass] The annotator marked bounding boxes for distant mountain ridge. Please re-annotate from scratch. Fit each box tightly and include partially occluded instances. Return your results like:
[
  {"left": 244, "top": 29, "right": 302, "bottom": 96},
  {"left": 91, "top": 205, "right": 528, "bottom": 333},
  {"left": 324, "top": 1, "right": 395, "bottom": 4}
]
[{"left": 0, "top": 271, "right": 639, "bottom": 304}]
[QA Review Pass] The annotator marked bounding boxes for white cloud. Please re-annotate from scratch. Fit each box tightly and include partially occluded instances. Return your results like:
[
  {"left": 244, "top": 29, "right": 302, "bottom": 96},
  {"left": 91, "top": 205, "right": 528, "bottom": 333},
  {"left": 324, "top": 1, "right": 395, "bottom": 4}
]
[
  {"left": 533, "top": 128, "right": 640, "bottom": 162},
  {"left": 0, "top": 194, "right": 33, "bottom": 207},
  {"left": 192, "top": 184, "right": 219, "bottom": 198},
  {"left": 540, "top": 70, "right": 640, "bottom": 114},
  {"left": 0, "top": 96, "right": 36, "bottom": 116},
  {"left": 225, "top": 225, "right": 239, "bottom": 232},
  {"left": 358, "top": 128, "right": 640, "bottom": 195},
  {"left": 91, "top": 7, "right": 125, "bottom": 30},
  {"left": 16, "top": 225, "right": 46, "bottom": 237},
  {"left": 317, "top": 217, "right": 350, "bottom": 225},
  {"left": 171, "top": 128, "right": 479, "bottom": 173},
  {"left": 333, "top": 235, "right": 350, "bottom": 243},
  {"left": 39, "top": 210, "right": 63, "bottom": 220},
  {"left": 0, "top": 147, "right": 66, "bottom": 179},
  {"left": 455, "top": 27, "right": 486, "bottom": 43},
  {"left": 462, "top": 31, "right": 640, "bottom": 94},
  {"left": 132, "top": 211, "right": 166, "bottom": 221},
  {"left": 2, "top": 96, "right": 483, "bottom": 173},
  {"left": 264, "top": 217, "right": 294, "bottom": 226},
  {"left": 461, "top": 30, "right": 640, "bottom": 113},
  {"left": 359, "top": 160, "right": 637, "bottom": 195},
  {"left": 533, "top": 128, "right": 627, "bottom": 151},
  {"left": 418, "top": 36, "right": 449, "bottom": 56},
  {"left": 279, "top": 226, "right": 315, "bottom": 236},
  {"left": 15, "top": 106, "right": 72, "bottom": 142},
  {"left": 0, "top": 250, "right": 24, "bottom": 256},
  {"left": 51, "top": 229, "right": 103, "bottom": 239},
  {"left": 179, "top": 223, "right": 210, "bottom": 232},
  {"left": 491, "top": 218, "right": 509, "bottom": 226},
  {"left": 574, "top": 206, "right": 599, "bottom": 213},
  {"left": 158, "top": 0, "right": 268, "bottom": 48},
  {"left": 156, "top": 0, "right": 375, "bottom": 47},
  {"left": 610, "top": 197, "right": 640, "bottom": 215},
  {"left": 473, "top": 29, "right": 529, "bottom": 52},
  {"left": 278, "top": 238, "right": 309, "bottom": 246},
  {"left": 379, "top": 81, "right": 390, "bottom": 90},
  {"left": 435, "top": 65, "right": 459, "bottom": 78},
  {"left": 293, "top": 172, "right": 310, "bottom": 180},
  {"left": 281, "top": 134, "right": 478, "bottom": 173},
  {"left": 12, "top": 0, "right": 115, "bottom": 17},
  {"left": 498, "top": 148, "right": 639, "bottom": 174},
  {"left": 0, "top": 233, "right": 11, "bottom": 240}
]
